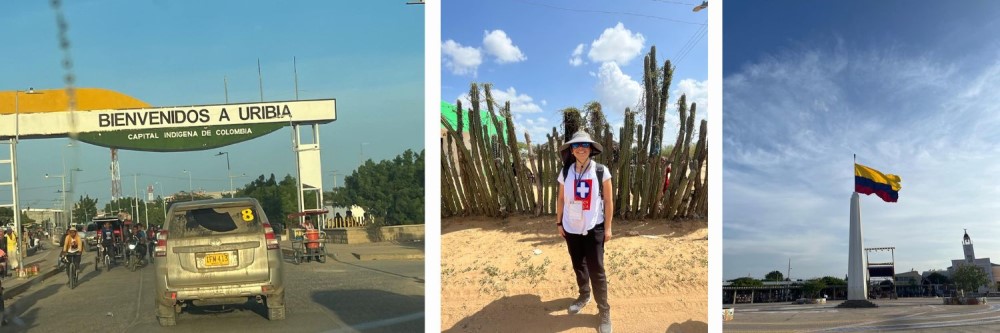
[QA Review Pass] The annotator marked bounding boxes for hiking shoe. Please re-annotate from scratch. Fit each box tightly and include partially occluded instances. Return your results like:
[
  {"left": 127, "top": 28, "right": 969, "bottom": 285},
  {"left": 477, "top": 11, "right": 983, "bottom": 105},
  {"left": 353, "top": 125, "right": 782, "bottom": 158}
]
[
  {"left": 567, "top": 294, "right": 591, "bottom": 314},
  {"left": 599, "top": 310, "right": 612, "bottom": 333}
]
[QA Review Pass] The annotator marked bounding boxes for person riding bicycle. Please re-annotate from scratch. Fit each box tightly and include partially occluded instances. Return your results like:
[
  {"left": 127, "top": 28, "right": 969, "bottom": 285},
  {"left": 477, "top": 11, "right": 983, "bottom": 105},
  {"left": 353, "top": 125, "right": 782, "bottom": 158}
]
[
  {"left": 99, "top": 221, "right": 117, "bottom": 260},
  {"left": 62, "top": 229, "right": 85, "bottom": 281}
]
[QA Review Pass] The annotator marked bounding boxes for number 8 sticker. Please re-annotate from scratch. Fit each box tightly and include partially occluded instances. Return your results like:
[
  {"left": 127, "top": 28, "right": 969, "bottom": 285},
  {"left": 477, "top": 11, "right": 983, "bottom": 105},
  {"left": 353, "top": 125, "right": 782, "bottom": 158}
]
[{"left": 241, "top": 208, "right": 255, "bottom": 222}]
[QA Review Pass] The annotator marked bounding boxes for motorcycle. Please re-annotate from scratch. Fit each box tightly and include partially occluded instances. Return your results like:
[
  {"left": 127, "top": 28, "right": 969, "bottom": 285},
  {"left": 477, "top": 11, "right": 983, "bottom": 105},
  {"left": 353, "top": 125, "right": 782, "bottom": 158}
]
[{"left": 125, "top": 235, "right": 147, "bottom": 272}]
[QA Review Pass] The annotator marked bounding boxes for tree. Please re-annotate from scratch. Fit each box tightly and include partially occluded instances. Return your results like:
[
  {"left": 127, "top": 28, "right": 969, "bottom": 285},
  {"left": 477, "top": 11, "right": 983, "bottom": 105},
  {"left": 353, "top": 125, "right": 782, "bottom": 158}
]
[
  {"left": 72, "top": 195, "right": 100, "bottom": 226},
  {"left": 765, "top": 270, "right": 784, "bottom": 282},
  {"left": 926, "top": 271, "right": 950, "bottom": 285},
  {"left": 240, "top": 173, "right": 293, "bottom": 232},
  {"left": 332, "top": 149, "right": 424, "bottom": 225},
  {"left": 0, "top": 207, "right": 33, "bottom": 226},
  {"left": 820, "top": 276, "right": 847, "bottom": 286},
  {"left": 801, "top": 279, "right": 827, "bottom": 298},
  {"left": 728, "top": 277, "right": 763, "bottom": 287},
  {"left": 953, "top": 264, "right": 989, "bottom": 294}
]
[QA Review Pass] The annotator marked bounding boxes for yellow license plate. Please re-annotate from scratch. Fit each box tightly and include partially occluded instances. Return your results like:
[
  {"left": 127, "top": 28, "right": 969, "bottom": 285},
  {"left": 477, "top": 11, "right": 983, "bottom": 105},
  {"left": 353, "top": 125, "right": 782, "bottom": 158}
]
[{"left": 205, "top": 253, "right": 230, "bottom": 267}]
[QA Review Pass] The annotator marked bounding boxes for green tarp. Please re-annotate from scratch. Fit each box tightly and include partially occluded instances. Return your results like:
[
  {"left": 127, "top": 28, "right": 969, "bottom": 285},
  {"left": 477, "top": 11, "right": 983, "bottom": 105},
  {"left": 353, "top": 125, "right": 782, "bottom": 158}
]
[{"left": 440, "top": 101, "right": 508, "bottom": 140}]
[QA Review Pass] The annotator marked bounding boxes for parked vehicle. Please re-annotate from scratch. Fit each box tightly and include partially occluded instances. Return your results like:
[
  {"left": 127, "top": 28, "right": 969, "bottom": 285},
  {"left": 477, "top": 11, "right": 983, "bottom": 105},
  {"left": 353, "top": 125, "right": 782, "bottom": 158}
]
[{"left": 154, "top": 198, "right": 285, "bottom": 326}]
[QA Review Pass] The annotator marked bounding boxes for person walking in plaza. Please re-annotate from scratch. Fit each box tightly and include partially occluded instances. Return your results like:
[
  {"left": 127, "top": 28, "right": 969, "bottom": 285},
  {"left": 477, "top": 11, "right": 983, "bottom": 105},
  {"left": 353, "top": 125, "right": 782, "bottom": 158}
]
[{"left": 556, "top": 130, "right": 614, "bottom": 333}]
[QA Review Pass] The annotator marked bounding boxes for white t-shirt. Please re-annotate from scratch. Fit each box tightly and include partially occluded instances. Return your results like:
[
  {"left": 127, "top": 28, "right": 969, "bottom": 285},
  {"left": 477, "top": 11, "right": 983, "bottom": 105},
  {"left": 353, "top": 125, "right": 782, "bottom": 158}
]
[{"left": 557, "top": 161, "right": 612, "bottom": 235}]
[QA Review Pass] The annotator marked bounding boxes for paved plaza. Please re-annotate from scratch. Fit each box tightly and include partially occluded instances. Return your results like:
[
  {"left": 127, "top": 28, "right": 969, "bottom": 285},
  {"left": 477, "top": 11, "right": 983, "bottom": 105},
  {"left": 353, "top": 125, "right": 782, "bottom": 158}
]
[{"left": 724, "top": 298, "right": 1000, "bottom": 332}]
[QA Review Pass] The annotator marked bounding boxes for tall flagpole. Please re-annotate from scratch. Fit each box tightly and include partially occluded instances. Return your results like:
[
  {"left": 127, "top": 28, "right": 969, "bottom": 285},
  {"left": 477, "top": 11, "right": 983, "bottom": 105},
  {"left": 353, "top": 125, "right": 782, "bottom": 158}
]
[{"left": 841, "top": 154, "right": 877, "bottom": 307}]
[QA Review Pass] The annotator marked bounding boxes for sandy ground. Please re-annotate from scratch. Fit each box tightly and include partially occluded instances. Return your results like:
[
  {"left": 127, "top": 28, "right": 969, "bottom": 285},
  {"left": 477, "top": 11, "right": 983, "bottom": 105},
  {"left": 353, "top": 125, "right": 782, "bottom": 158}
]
[{"left": 441, "top": 215, "right": 708, "bottom": 332}]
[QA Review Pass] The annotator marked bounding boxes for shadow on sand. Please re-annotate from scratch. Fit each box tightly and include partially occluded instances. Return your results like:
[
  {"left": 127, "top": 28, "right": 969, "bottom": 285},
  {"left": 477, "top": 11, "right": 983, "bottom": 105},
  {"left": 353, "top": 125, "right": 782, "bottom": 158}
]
[{"left": 444, "top": 294, "right": 599, "bottom": 332}]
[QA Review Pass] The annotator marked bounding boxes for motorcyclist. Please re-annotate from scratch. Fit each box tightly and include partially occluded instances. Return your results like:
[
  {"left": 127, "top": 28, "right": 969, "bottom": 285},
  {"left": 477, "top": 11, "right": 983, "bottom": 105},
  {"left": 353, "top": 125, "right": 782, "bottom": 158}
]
[
  {"left": 146, "top": 225, "right": 157, "bottom": 260},
  {"left": 130, "top": 225, "right": 147, "bottom": 264}
]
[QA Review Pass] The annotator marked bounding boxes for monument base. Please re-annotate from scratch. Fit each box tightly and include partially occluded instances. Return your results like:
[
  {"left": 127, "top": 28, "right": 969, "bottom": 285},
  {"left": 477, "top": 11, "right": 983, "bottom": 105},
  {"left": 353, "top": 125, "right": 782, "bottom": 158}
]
[{"left": 837, "top": 300, "right": 878, "bottom": 308}]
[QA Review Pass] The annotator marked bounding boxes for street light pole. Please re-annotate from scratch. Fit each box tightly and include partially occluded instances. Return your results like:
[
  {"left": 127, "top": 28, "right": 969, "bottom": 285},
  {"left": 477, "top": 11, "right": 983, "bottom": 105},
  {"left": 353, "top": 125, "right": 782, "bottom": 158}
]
[
  {"left": 44, "top": 173, "right": 66, "bottom": 232},
  {"left": 155, "top": 181, "right": 166, "bottom": 220},
  {"left": 215, "top": 151, "right": 232, "bottom": 194},
  {"left": 227, "top": 173, "right": 246, "bottom": 197},
  {"left": 330, "top": 170, "right": 340, "bottom": 189},
  {"left": 66, "top": 168, "right": 81, "bottom": 227},
  {"left": 182, "top": 170, "right": 192, "bottom": 200},
  {"left": 11, "top": 88, "right": 37, "bottom": 273}
]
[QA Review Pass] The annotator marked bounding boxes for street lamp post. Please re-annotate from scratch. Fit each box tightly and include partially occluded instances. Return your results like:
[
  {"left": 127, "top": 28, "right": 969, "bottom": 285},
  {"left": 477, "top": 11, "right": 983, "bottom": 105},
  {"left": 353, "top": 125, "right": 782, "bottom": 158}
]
[
  {"left": 227, "top": 173, "right": 246, "bottom": 197},
  {"left": 155, "top": 181, "right": 166, "bottom": 220},
  {"left": 215, "top": 151, "right": 232, "bottom": 194},
  {"left": 67, "top": 168, "right": 81, "bottom": 226},
  {"left": 330, "top": 170, "right": 340, "bottom": 189},
  {"left": 11, "top": 88, "right": 39, "bottom": 274},
  {"left": 182, "top": 170, "right": 193, "bottom": 200},
  {"left": 44, "top": 173, "right": 66, "bottom": 232}
]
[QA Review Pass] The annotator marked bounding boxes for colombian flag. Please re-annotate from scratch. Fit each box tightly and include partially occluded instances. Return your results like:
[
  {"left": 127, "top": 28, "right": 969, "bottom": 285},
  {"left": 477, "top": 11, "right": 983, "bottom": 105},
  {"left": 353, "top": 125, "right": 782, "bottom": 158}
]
[{"left": 855, "top": 163, "right": 901, "bottom": 203}]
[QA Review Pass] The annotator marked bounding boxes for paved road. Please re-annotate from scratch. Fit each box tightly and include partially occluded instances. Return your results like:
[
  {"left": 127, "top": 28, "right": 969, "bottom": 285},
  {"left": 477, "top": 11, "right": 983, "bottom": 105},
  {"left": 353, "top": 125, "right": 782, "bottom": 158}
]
[
  {"left": 725, "top": 298, "right": 1000, "bottom": 332},
  {"left": 2, "top": 248, "right": 424, "bottom": 332}
]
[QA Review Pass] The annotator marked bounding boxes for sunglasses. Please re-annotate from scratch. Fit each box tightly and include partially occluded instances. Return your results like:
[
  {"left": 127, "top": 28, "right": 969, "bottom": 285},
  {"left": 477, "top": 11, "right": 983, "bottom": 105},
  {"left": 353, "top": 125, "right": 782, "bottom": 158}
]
[{"left": 571, "top": 143, "right": 591, "bottom": 149}]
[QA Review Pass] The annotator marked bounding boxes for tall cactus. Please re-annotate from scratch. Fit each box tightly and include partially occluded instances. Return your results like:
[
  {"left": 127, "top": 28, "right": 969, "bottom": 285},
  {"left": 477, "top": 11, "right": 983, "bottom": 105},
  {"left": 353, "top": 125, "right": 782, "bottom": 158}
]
[{"left": 440, "top": 45, "right": 707, "bottom": 221}]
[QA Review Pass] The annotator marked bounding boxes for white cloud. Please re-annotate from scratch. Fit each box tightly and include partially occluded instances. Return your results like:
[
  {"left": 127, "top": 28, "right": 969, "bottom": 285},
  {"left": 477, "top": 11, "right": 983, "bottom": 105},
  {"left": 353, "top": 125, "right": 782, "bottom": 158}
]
[
  {"left": 675, "top": 78, "right": 707, "bottom": 109},
  {"left": 588, "top": 23, "right": 645, "bottom": 65},
  {"left": 456, "top": 86, "right": 542, "bottom": 114},
  {"left": 569, "top": 44, "right": 584, "bottom": 67},
  {"left": 594, "top": 62, "right": 642, "bottom": 114},
  {"left": 441, "top": 40, "right": 482, "bottom": 76},
  {"left": 662, "top": 78, "right": 709, "bottom": 131},
  {"left": 516, "top": 116, "right": 555, "bottom": 142},
  {"left": 455, "top": 87, "right": 552, "bottom": 141},
  {"left": 723, "top": 43, "right": 1000, "bottom": 280},
  {"left": 482, "top": 30, "right": 526, "bottom": 64}
]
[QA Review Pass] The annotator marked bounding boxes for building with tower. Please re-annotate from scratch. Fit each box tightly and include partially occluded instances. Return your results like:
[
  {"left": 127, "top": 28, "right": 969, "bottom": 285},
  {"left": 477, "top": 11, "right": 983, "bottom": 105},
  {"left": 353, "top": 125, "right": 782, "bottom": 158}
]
[{"left": 948, "top": 229, "right": 1000, "bottom": 293}]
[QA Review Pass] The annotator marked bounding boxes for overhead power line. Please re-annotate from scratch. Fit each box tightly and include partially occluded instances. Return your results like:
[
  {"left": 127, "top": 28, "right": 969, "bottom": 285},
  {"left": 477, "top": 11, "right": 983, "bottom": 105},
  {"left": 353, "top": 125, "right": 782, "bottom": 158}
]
[{"left": 515, "top": 0, "right": 706, "bottom": 26}]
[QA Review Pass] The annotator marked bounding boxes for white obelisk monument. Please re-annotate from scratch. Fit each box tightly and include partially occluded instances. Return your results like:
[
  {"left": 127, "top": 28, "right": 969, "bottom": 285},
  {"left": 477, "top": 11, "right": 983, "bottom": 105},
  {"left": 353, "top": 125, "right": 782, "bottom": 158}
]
[{"left": 847, "top": 192, "right": 868, "bottom": 300}]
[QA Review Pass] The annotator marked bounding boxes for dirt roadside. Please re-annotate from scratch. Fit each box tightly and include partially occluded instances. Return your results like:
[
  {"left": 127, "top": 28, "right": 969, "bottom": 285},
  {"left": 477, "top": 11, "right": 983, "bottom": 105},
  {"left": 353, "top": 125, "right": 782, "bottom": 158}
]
[{"left": 441, "top": 215, "right": 708, "bottom": 332}]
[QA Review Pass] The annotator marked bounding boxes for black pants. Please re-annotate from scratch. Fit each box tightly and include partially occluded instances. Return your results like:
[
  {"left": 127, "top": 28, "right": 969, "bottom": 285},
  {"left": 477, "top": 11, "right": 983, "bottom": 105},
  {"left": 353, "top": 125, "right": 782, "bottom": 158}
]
[
  {"left": 65, "top": 253, "right": 81, "bottom": 275},
  {"left": 564, "top": 223, "right": 609, "bottom": 311}
]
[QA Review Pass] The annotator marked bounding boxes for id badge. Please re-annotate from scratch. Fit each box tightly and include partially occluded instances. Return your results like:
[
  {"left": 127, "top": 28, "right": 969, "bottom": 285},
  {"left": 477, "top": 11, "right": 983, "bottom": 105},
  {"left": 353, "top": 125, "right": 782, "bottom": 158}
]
[{"left": 567, "top": 201, "right": 585, "bottom": 231}]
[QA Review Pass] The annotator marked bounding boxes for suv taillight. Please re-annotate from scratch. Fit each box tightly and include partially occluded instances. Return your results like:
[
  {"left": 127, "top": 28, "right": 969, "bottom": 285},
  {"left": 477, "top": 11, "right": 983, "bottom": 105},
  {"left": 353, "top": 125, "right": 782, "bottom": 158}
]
[
  {"left": 155, "top": 230, "right": 168, "bottom": 257},
  {"left": 263, "top": 223, "right": 279, "bottom": 250}
]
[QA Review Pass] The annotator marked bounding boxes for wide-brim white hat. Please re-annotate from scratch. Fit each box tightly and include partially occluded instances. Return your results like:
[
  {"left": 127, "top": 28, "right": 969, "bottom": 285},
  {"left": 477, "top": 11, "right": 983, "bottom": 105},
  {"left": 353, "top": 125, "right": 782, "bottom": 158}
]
[{"left": 559, "top": 130, "right": 604, "bottom": 157}]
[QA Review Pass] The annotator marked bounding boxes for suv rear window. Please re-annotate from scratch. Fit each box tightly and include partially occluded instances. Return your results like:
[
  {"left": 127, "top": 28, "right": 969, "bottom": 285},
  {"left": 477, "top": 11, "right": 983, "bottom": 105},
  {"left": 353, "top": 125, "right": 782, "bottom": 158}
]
[
  {"left": 86, "top": 223, "right": 99, "bottom": 232},
  {"left": 169, "top": 206, "right": 262, "bottom": 238}
]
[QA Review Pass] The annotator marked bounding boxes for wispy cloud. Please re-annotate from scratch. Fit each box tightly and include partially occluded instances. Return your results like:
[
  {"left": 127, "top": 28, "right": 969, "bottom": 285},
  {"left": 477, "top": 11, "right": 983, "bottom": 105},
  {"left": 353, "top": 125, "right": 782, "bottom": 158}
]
[
  {"left": 725, "top": 41, "right": 1000, "bottom": 280},
  {"left": 569, "top": 44, "right": 585, "bottom": 67}
]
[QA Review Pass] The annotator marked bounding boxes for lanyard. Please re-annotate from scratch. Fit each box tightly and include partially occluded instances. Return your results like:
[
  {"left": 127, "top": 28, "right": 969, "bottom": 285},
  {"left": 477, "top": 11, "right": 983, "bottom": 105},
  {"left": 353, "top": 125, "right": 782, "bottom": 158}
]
[{"left": 574, "top": 160, "right": 592, "bottom": 184}]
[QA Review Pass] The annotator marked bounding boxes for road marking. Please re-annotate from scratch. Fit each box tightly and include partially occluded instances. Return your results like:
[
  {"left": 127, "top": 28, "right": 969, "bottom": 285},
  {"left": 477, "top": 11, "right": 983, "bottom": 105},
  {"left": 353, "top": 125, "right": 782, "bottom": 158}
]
[{"left": 322, "top": 312, "right": 424, "bottom": 332}]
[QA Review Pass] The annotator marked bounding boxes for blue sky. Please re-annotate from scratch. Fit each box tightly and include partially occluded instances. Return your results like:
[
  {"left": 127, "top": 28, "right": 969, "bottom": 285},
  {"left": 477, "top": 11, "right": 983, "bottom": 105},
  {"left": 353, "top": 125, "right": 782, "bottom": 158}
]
[
  {"left": 442, "top": 0, "right": 707, "bottom": 142},
  {"left": 0, "top": 1, "right": 423, "bottom": 212},
  {"left": 724, "top": 1, "right": 1000, "bottom": 280}
]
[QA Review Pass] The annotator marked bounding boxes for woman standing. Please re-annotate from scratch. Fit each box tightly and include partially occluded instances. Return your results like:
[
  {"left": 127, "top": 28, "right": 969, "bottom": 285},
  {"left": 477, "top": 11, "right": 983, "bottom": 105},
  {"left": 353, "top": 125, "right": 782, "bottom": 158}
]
[{"left": 556, "top": 130, "right": 614, "bottom": 333}]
